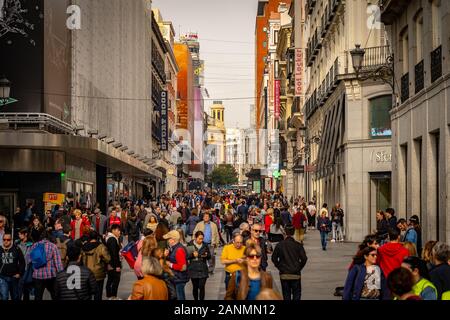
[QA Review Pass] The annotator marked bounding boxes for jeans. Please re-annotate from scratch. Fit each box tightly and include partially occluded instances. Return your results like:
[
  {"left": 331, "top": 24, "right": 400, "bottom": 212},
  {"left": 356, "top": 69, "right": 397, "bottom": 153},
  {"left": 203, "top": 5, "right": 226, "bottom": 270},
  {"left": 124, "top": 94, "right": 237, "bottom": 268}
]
[
  {"left": 106, "top": 271, "right": 121, "bottom": 298},
  {"left": 95, "top": 279, "right": 104, "bottom": 301},
  {"left": 0, "top": 275, "right": 20, "bottom": 301},
  {"left": 225, "top": 225, "right": 234, "bottom": 243},
  {"left": 280, "top": 279, "right": 302, "bottom": 300},
  {"left": 191, "top": 277, "right": 207, "bottom": 300},
  {"left": 225, "top": 272, "right": 232, "bottom": 290},
  {"left": 320, "top": 231, "right": 328, "bottom": 249},
  {"left": 175, "top": 282, "right": 186, "bottom": 300},
  {"left": 206, "top": 244, "right": 215, "bottom": 273},
  {"left": 33, "top": 278, "right": 56, "bottom": 300},
  {"left": 332, "top": 222, "right": 344, "bottom": 241}
]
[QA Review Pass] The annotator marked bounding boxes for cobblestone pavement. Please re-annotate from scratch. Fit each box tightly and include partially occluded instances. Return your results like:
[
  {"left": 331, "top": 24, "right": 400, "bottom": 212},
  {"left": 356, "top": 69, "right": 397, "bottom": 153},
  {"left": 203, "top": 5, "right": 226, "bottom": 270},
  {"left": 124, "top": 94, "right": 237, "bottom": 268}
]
[{"left": 115, "top": 229, "right": 357, "bottom": 300}]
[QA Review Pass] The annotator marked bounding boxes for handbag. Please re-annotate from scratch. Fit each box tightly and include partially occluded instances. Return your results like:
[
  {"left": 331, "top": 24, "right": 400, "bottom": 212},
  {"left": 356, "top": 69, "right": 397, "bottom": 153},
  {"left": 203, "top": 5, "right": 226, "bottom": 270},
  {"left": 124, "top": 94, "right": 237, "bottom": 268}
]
[{"left": 23, "top": 263, "right": 34, "bottom": 284}]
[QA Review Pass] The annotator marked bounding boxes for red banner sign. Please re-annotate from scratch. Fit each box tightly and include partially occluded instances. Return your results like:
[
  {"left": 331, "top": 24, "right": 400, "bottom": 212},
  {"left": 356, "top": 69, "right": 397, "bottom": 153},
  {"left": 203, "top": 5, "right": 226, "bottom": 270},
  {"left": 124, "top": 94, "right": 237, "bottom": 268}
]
[
  {"left": 295, "top": 48, "right": 303, "bottom": 97},
  {"left": 275, "top": 79, "right": 280, "bottom": 120}
]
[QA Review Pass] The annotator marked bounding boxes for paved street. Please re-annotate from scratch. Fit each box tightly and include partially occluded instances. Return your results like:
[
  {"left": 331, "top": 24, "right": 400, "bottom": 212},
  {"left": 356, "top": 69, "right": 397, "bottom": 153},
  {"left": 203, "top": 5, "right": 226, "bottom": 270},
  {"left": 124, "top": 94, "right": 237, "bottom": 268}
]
[{"left": 116, "top": 230, "right": 356, "bottom": 300}]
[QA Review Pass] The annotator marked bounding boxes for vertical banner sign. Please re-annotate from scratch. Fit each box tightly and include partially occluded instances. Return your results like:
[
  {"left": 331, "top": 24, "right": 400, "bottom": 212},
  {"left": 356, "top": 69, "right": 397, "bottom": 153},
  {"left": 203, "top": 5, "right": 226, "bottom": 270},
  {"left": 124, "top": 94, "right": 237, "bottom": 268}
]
[
  {"left": 160, "top": 91, "right": 168, "bottom": 151},
  {"left": 295, "top": 48, "right": 303, "bottom": 97},
  {"left": 274, "top": 80, "right": 281, "bottom": 120}
]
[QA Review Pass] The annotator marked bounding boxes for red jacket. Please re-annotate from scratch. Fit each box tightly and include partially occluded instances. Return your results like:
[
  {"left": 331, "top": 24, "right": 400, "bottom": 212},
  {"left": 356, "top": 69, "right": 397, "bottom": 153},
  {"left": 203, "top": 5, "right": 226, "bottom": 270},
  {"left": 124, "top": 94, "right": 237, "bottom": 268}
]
[
  {"left": 264, "top": 215, "right": 273, "bottom": 234},
  {"left": 377, "top": 242, "right": 409, "bottom": 277},
  {"left": 70, "top": 216, "right": 91, "bottom": 240},
  {"left": 292, "top": 211, "right": 306, "bottom": 229}
]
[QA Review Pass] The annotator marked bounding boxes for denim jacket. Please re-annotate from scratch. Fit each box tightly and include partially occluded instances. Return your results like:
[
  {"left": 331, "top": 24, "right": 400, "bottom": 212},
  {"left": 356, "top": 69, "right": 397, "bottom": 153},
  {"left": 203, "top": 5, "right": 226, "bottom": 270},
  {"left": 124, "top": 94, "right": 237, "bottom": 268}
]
[{"left": 343, "top": 264, "right": 390, "bottom": 300}]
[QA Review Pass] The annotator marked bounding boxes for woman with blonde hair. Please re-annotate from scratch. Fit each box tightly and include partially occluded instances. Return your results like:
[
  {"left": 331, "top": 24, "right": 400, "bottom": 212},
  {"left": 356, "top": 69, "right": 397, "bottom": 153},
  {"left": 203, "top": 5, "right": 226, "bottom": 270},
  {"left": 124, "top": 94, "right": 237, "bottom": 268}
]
[
  {"left": 130, "top": 257, "right": 168, "bottom": 300},
  {"left": 225, "top": 242, "right": 273, "bottom": 300},
  {"left": 134, "top": 229, "right": 157, "bottom": 279},
  {"left": 422, "top": 240, "right": 438, "bottom": 271}
]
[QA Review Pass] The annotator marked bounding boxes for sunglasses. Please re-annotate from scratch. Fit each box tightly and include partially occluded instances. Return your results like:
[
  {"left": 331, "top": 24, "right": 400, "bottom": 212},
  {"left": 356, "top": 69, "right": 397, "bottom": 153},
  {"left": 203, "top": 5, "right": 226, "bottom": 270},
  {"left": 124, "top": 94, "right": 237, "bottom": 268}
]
[
  {"left": 3, "top": 238, "right": 12, "bottom": 241},
  {"left": 369, "top": 253, "right": 377, "bottom": 257},
  {"left": 252, "top": 229, "right": 262, "bottom": 233},
  {"left": 247, "top": 254, "right": 262, "bottom": 259}
]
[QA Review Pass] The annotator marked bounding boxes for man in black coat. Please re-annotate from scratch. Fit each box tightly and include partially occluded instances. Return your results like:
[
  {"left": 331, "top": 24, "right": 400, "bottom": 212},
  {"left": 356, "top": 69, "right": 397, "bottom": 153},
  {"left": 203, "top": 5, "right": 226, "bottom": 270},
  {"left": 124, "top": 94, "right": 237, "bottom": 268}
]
[
  {"left": 271, "top": 224, "right": 308, "bottom": 300},
  {"left": 0, "top": 230, "right": 25, "bottom": 300},
  {"left": 54, "top": 246, "right": 98, "bottom": 300},
  {"left": 105, "top": 224, "right": 122, "bottom": 300}
]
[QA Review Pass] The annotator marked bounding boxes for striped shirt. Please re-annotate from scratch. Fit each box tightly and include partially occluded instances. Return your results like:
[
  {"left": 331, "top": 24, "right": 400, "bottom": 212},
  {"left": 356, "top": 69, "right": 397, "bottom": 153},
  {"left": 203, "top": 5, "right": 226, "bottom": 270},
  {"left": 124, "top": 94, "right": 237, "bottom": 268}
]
[{"left": 28, "top": 240, "right": 64, "bottom": 279}]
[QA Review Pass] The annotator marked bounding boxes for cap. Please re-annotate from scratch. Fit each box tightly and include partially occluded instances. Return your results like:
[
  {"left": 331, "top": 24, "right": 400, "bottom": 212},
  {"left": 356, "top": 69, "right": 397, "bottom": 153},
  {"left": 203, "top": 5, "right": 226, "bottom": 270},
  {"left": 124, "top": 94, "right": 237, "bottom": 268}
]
[
  {"left": 409, "top": 215, "right": 419, "bottom": 224},
  {"left": 163, "top": 230, "right": 180, "bottom": 241}
]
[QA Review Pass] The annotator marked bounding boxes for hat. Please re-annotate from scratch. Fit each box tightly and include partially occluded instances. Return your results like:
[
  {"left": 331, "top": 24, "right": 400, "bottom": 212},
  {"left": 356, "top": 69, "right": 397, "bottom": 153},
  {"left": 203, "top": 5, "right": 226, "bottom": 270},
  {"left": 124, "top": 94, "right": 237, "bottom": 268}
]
[
  {"left": 163, "top": 230, "right": 180, "bottom": 241},
  {"left": 409, "top": 215, "right": 419, "bottom": 224}
]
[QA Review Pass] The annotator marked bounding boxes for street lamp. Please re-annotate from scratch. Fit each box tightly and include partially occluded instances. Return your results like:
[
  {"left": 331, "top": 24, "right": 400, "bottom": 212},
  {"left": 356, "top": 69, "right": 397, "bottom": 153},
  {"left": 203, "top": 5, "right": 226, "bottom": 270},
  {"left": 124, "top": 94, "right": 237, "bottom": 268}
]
[
  {"left": 350, "top": 44, "right": 365, "bottom": 75},
  {"left": 0, "top": 76, "right": 11, "bottom": 100},
  {"left": 350, "top": 44, "right": 396, "bottom": 106}
]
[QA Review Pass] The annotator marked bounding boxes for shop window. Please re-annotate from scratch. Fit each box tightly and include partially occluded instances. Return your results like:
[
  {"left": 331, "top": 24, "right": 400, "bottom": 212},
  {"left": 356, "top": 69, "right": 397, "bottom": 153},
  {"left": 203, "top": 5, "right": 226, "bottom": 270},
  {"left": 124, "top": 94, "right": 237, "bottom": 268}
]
[{"left": 370, "top": 95, "right": 392, "bottom": 138}]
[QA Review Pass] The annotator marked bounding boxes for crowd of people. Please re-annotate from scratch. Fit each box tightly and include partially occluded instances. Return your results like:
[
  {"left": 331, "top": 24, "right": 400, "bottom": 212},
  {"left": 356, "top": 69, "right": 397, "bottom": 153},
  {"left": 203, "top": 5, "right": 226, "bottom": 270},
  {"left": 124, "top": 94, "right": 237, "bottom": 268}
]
[
  {"left": 1, "top": 190, "right": 449, "bottom": 301},
  {"left": 0, "top": 190, "right": 310, "bottom": 301},
  {"left": 341, "top": 208, "right": 450, "bottom": 300}
]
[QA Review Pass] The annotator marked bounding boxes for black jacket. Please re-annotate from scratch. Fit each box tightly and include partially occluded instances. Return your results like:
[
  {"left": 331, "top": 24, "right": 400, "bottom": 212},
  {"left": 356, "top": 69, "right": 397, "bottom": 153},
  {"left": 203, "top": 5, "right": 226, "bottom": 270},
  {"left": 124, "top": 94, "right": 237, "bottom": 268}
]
[
  {"left": 187, "top": 241, "right": 211, "bottom": 279},
  {"left": 126, "top": 218, "right": 141, "bottom": 242},
  {"left": 0, "top": 245, "right": 25, "bottom": 277},
  {"left": 54, "top": 262, "right": 98, "bottom": 300},
  {"left": 271, "top": 237, "right": 307, "bottom": 275},
  {"left": 106, "top": 235, "right": 122, "bottom": 269},
  {"left": 430, "top": 263, "right": 450, "bottom": 299}
]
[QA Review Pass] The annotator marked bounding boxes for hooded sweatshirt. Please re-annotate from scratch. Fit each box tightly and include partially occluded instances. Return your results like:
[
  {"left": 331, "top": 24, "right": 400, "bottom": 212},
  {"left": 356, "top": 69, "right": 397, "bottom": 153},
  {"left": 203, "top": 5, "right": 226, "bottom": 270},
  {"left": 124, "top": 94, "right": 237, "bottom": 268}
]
[
  {"left": 81, "top": 240, "right": 111, "bottom": 280},
  {"left": 377, "top": 242, "right": 409, "bottom": 277}
]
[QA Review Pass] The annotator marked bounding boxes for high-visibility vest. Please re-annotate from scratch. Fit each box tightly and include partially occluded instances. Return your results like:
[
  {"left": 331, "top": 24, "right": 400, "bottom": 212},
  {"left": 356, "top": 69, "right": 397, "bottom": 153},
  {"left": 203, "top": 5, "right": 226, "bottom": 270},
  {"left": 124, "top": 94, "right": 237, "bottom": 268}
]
[
  {"left": 442, "top": 291, "right": 450, "bottom": 300},
  {"left": 412, "top": 278, "right": 437, "bottom": 299}
]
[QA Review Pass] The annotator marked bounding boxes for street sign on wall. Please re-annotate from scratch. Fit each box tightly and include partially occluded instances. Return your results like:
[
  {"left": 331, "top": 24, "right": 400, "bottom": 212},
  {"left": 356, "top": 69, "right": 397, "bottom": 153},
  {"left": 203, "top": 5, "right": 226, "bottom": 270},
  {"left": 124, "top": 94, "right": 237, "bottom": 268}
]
[
  {"left": 295, "top": 48, "right": 303, "bottom": 97},
  {"left": 274, "top": 79, "right": 280, "bottom": 120},
  {"left": 160, "top": 91, "right": 168, "bottom": 151}
]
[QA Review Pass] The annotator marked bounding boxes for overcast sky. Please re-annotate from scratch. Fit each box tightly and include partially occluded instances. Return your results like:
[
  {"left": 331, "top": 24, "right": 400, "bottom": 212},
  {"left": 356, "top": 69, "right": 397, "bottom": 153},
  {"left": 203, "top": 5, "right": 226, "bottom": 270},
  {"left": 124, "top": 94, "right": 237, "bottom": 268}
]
[{"left": 152, "top": 0, "right": 257, "bottom": 129}]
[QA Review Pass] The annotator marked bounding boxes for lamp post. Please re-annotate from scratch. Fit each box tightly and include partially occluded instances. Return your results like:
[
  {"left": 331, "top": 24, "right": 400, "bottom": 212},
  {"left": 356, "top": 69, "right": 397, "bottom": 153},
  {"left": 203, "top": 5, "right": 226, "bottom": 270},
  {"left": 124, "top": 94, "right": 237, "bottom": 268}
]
[
  {"left": 350, "top": 44, "right": 396, "bottom": 107},
  {"left": 0, "top": 76, "right": 17, "bottom": 106}
]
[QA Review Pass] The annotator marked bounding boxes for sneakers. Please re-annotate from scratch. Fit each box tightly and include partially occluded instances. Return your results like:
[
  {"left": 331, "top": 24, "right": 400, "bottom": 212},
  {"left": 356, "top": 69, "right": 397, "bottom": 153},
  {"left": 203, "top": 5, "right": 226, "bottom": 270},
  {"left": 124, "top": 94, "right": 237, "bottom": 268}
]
[{"left": 331, "top": 239, "right": 336, "bottom": 243}]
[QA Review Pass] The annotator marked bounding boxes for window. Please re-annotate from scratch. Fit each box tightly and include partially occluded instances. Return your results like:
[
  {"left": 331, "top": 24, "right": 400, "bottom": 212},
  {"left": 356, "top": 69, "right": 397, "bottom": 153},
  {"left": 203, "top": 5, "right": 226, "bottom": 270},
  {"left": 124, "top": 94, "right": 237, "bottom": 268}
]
[
  {"left": 274, "top": 30, "right": 279, "bottom": 45},
  {"left": 415, "top": 10, "right": 424, "bottom": 62},
  {"left": 400, "top": 28, "right": 409, "bottom": 74},
  {"left": 370, "top": 96, "right": 392, "bottom": 138},
  {"left": 431, "top": 0, "right": 441, "bottom": 49}
]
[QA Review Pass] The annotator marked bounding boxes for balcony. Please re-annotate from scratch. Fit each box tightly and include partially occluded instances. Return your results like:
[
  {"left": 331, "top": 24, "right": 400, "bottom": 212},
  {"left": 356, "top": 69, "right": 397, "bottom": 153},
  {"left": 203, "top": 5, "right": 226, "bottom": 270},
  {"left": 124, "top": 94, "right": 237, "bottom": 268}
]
[
  {"left": 358, "top": 45, "right": 391, "bottom": 72},
  {"left": 380, "top": 0, "right": 410, "bottom": 25},
  {"left": 304, "top": 57, "right": 342, "bottom": 120},
  {"left": 431, "top": 45, "right": 442, "bottom": 83},
  {"left": 306, "top": 0, "right": 317, "bottom": 15},
  {"left": 414, "top": 60, "right": 424, "bottom": 94},
  {"left": 401, "top": 73, "right": 409, "bottom": 103},
  {"left": 306, "top": 28, "right": 323, "bottom": 66}
]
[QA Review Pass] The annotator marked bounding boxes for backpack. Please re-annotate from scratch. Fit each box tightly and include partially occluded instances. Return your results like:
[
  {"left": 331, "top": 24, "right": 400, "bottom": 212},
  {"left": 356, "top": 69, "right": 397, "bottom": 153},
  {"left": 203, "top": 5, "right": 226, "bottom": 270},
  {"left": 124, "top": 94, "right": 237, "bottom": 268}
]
[
  {"left": 30, "top": 243, "right": 47, "bottom": 269},
  {"left": 56, "top": 238, "right": 71, "bottom": 265}
]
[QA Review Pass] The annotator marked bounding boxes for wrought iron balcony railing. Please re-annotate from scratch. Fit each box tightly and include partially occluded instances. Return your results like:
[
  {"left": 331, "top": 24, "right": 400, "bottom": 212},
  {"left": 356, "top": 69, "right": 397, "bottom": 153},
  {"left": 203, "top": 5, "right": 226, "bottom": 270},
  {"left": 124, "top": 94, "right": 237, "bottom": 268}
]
[
  {"left": 401, "top": 73, "right": 409, "bottom": 103},
  {"left": 431, "top": 45, "right": 442, "bottom": 83},
  {"left": 414, "top": 60, "right": 424, "bottom": 94}
]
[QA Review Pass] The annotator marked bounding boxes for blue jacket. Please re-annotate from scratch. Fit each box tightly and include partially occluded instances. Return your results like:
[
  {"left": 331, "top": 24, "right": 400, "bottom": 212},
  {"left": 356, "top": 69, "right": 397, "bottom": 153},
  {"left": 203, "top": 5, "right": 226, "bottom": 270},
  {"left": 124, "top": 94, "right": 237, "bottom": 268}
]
[{"left": 343, "top": 264, "right": 390, "bottom": 300}]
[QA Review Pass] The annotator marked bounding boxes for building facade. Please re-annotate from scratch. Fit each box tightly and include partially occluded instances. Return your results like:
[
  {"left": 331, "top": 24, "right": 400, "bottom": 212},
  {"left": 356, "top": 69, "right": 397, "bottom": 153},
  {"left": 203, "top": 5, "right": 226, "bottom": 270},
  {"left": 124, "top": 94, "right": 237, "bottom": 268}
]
[
  {"left": 302, "top": 0, "right": 393, "bottom": 241},
  {"left": 0, "top": 0, "right": 162, "bottom": 220},
  {"left": 381, "top": 0, "right": 450, "bottom": 243}
]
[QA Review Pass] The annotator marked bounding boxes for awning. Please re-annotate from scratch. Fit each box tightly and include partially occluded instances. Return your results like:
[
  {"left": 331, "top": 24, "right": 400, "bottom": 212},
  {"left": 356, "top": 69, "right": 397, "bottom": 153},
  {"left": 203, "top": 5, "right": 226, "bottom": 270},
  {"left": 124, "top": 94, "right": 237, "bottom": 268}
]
[{"left": 0, "top": 132, "right": 163, "bottom": 179}]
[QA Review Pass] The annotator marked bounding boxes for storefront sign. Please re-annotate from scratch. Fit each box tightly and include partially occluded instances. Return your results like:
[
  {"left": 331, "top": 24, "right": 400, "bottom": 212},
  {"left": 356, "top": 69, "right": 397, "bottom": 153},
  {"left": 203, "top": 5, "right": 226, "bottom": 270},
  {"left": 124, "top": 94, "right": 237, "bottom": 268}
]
[
  {"left": 274, "top": 80, "right": 280, "bottom": 120},
  {"left": 305, "top": 165, "right": 317, "bottom": 172},
  {"left": 375, "top": 151, "right": 392, "bottom": 163},
  {"left": 43, "top": 193, "right": 65, "bottom": 205},
  {"left": 160, "top": 91, "right": 168, "bottom": 151},
  {"left": 293, "top": 165, "right": 305, "bottom": 173},
  {"left": 295, "top": 48, "right": 303, "bottom": 97}
]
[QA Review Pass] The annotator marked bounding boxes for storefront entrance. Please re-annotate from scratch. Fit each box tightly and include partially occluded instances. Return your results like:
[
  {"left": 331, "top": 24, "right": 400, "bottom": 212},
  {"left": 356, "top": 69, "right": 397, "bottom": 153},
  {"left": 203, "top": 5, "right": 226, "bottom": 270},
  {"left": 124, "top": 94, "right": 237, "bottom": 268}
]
[
  {"left": 370, "top": 173, "right": 392, "bottom": 232},
  {"left": 0, "top": 192, "right": 17, "bottom": 227}
]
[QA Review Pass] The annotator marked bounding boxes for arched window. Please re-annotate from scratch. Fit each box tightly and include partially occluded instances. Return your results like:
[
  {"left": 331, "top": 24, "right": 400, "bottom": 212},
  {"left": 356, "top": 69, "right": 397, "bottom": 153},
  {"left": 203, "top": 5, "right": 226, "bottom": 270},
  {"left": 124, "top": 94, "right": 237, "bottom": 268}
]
[
  {"left": 370, "top": 95, "right": 392, "bottom": 138},
  {"left": 431, "top": 0, "right": 441, "bottom": 49}
]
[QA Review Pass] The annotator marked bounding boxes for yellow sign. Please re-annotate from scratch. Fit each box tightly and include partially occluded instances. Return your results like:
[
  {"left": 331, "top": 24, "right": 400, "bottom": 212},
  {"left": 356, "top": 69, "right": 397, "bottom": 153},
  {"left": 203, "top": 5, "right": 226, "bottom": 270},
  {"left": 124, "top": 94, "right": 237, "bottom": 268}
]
[{"left": 43, "top": 193, "right": 65, "bottom": 205}]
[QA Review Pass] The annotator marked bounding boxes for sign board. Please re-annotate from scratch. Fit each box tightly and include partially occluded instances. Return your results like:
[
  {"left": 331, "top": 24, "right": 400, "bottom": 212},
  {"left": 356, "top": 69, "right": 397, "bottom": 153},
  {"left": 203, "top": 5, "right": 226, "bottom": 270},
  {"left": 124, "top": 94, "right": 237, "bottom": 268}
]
[
  {"left": 305, "top": 165, "right": 317, "bottom": 172},
  {"left": 253, "top": 180, "right": 261, "bottom": 194},
  {"left": 295, "top": 48, "right": 303, "bottom": 97},
  {"left": 43, "top": 193, "right": 65, "bottom": 205},
  {"left": 274, "top": 79, "right": 280, "bottom": 120},
  {"left": 293, "top": 165, "right": 305, "bottom": 173},
  {"left": 160, "top": 91, "right": 168, "bottom": 151}
]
